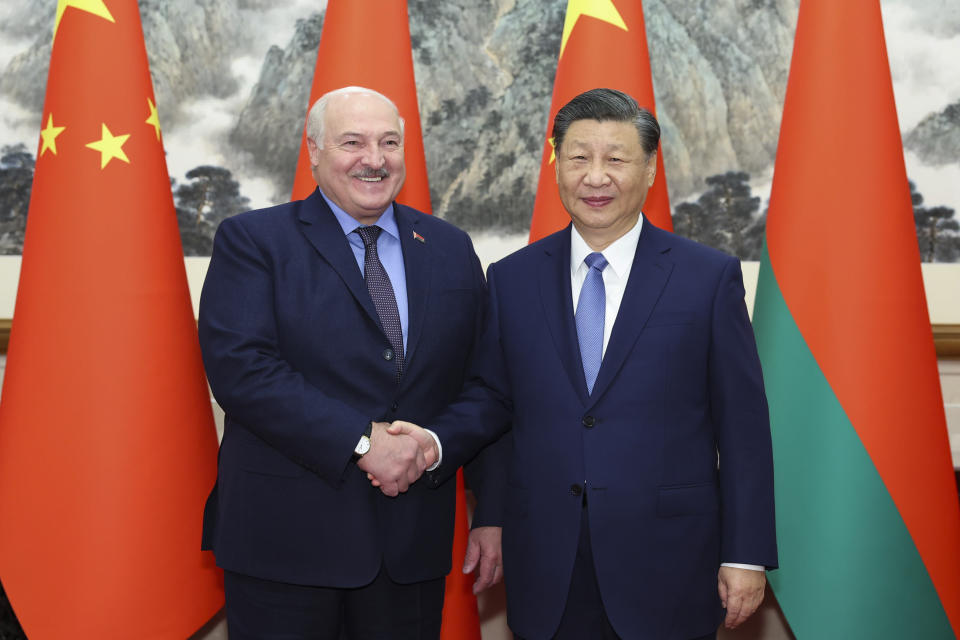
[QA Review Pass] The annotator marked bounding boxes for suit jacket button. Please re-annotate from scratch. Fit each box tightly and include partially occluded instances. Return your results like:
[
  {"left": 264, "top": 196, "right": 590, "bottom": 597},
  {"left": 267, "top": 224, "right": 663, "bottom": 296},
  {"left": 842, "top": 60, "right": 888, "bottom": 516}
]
[
  {"left": 391, "top": 402, "right": 399, "bottom": 412},
  {"left": 582, "top": 415, "right": 595, "bottom": 429},
  {"left": 570, "top": 484, "right": 583, "bottom": 496},
  {"left": 382, "top": 348, "right": 394, "bottom": 361}
]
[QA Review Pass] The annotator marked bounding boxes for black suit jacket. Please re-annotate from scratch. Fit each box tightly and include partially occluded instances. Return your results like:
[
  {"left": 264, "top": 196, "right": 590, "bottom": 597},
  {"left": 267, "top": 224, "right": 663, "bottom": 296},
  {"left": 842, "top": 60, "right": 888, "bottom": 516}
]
[{"left": 198, "top": 189, "right": 498, "bottom": 587}]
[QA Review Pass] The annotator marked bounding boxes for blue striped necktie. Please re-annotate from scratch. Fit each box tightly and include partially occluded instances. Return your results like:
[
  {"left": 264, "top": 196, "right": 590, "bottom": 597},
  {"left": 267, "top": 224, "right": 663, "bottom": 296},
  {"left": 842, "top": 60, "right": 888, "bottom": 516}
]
[{"left": 575, "top": 252, "right": 608, "bottom": 394}]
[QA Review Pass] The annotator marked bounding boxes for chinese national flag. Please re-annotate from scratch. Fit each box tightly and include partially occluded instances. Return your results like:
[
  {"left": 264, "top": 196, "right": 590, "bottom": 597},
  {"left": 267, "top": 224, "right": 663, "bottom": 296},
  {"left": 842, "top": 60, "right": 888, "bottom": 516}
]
[
  {"left": 291, "top": 2, "right": 481, "bottom": 639},
  {"left": 752, "top": 1, "right": 960, "bottom": 637},
  {"left": 290, "top": 0, "right": 430, "bottom": 212},
  {"left": 529, "top": 0, "right": 672, "bottom": 242},
  {"left": 0, "top": 0, "right": 223, "bottom": 637}
]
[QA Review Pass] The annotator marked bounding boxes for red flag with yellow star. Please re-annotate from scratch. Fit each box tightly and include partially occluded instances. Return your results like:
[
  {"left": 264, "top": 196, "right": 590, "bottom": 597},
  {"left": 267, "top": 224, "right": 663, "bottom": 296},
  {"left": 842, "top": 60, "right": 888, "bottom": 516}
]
[
  {"left": 529, "top": 0, "right": 672, "bottom": 242},
  {"left": 0, "top": 1, "right": 223, "bottom": 637}
]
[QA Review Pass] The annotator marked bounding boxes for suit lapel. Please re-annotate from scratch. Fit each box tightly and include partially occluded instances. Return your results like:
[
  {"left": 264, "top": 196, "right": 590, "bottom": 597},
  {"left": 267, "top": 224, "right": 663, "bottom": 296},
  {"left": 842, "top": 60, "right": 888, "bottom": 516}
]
[
  {"left": 539, "top": 226, "right": 590, "bottom": 405},
  {"left": 296, "top": 190, "right": 381, "bottom": 329},
  {"left": 395, "top": 205, "right": 432, "bottom": 367},
  {"left": 589, "top": 219, "right": 674, "bottom": 404}
]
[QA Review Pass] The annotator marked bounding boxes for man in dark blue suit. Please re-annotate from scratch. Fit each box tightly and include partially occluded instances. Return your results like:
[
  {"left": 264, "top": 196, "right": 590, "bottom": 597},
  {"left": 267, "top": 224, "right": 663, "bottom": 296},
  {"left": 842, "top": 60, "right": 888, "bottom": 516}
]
[
  {"left": 389, "top": 88, "right": 777, "bottom": 639},
  {"left": 198, "top": 87, "right": 501, "bottom": 639}
]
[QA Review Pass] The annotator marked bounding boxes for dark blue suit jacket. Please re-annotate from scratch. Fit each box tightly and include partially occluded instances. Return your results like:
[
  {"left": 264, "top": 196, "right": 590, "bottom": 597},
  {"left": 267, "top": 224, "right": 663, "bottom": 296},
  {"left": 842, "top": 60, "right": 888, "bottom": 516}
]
[
  {"left": 429, "top": 220, "right": 777, "bottom": 639},
  {"left": 198, "top": 190, "right": 497, "bottom": 587}
]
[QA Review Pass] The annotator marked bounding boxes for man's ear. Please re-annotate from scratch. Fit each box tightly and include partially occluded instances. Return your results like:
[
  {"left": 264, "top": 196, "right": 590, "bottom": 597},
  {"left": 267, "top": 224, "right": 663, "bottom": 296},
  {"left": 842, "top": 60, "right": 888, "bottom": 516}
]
[
  {"left": 306, "top": 136, "right": 320, "bottom": 166},
  {"left": 646, "top": 150, "right": 657, "bottom": 187}
]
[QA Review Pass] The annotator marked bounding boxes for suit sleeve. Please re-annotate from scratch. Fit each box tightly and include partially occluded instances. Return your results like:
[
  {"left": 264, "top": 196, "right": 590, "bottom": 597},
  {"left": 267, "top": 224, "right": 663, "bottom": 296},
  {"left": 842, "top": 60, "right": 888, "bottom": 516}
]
[
  {"left": 428, "top": 262, "right": 515, "bottom": 488},
  {"left": 463, "top": 430, "right": 512, "bottom": 528},
  {"left": 460, "top": 250, "right": 511, "bottom": 528},
  {"left": 710, "top": 257, "right": 778, "bottom": 569},
  {"left": 198, "top": 216, "right": 369, "bottom": 486}
]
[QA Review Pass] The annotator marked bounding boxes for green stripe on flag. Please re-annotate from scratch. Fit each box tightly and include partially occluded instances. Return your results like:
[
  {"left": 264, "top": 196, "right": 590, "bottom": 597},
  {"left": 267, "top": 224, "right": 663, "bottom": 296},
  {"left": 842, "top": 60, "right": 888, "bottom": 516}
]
[{"left": 752, "top": 245, "right": 952, "bottom": 639}]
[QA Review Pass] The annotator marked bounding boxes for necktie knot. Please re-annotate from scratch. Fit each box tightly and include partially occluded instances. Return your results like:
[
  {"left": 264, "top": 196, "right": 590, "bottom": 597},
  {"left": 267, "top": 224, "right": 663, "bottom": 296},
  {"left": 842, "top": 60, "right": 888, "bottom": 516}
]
[
  {"left": 355, "top": 225, "right": 382, "bottom": 247},
  {"left": 585, "top": 252, "right": 608, "bottom": 272}
]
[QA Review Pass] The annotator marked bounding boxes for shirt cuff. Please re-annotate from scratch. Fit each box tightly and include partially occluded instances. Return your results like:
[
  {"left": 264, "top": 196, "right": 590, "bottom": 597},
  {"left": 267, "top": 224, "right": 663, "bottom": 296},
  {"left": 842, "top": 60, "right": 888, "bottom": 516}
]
[
  {"left": 721, "top": 563, "right": 764, "bottom": 571},
  {"left": 424, "top": 428, "right": 442, "bottom": 472}
]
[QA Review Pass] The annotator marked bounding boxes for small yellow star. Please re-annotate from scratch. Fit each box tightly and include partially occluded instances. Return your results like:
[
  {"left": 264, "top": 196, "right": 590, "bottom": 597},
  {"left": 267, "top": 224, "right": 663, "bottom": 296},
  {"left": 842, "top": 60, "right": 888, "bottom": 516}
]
[
  {"left": 85, "top": 123, "right": 130, "bottom": 169},
  {"left": 145, "top": 98, "right": 161, "bottom": 140},
  {"left": 54, "top": 0, "right": 115, "bottom": 39},
  {"left": 548, "top": 136, "right": 556, "bottom": 165},
  {"left": 40, "top": 114, "right": 66, "bottom": 157},
  {"left": 560, "top": 0, "right": 628, "bottom": 60}
]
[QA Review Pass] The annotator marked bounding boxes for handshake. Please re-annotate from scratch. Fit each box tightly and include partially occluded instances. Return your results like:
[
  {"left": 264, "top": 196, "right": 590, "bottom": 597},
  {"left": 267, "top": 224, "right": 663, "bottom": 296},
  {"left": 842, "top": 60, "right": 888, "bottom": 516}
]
[{"left": 356, "top": 421, "right": 439, "bottom": 497}]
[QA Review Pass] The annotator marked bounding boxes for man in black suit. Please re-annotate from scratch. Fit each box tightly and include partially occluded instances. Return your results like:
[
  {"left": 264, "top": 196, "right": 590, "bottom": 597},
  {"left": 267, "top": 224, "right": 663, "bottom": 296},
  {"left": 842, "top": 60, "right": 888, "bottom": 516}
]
[
  {"left": 386, "top": 88, "right": 777, "bottom": 640},
  {"left": 198, "top": 86, "right": 502, "bottom": 639}
]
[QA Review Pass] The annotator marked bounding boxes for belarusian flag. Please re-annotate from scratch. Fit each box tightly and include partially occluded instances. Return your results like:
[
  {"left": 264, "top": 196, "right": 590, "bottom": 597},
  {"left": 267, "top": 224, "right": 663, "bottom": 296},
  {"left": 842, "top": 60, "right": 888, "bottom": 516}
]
[
  {"left": 0, "top": 0, "right": 223, "bottom": 637},
  {"left": 291, "top": 2, "right": 481, "bottom": 638},
  {"left": 752, "top": 1, "right": 960, "bottom": 637},
  {"left": 529, "top": 0, "right": 671, "bottom": 242}
]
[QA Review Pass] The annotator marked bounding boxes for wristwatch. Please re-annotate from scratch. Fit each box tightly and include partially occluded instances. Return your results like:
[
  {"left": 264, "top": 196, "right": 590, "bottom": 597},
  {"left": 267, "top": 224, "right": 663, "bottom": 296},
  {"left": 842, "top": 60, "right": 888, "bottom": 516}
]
[{"left": 352, "top": 421, "right": 373, "bottom": 460}]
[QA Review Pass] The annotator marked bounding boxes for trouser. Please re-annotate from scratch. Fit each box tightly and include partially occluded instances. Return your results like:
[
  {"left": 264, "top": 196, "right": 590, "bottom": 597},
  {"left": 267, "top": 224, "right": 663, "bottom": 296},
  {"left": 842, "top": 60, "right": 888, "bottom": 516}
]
[{"left": 223, "top": 564, "right": 445, "bottom": 640}]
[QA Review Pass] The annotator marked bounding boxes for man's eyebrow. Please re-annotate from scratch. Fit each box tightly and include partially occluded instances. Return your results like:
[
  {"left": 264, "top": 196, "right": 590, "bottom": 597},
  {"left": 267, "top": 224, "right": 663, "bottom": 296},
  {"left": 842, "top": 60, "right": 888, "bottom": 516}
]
[
  {"left": 564, "top": 139, "right": 628, "bottom": 150},
  {"left": 336, "top": 130, "right": 402, "bottom": 138}
]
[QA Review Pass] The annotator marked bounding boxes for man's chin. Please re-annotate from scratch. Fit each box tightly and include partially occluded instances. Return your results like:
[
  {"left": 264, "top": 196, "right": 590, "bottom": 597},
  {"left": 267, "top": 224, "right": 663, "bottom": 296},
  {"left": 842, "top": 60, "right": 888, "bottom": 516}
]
[{"left": 346, "top": 198, "right": 400, "bottom": 222}]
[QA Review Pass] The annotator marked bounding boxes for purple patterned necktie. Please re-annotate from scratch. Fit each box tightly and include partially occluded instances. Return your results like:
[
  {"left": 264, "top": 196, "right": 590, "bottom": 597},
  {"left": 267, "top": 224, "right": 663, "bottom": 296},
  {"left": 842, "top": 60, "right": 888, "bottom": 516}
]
[
  {"left": 576, "top": 252, "right": 608, "bottom": 394},
  {"left": 355, "top": 226, "right": 404, "bottom": 381}
]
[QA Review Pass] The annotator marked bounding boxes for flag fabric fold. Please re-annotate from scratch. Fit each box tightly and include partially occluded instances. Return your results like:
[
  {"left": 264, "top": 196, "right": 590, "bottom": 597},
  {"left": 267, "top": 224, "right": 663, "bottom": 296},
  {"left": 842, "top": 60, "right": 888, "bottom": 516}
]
[
  {"left": 0, "top": 0, "right": 223, "bottom": 637},
  {"left": 529, "top": 0, "right": 672, "bottom": 242},
  {"left": 752, "top": 1, "right": 960, "bottom": 637},
  {"left": 293, "top": 3, "right": 481, "bottom": 638}
]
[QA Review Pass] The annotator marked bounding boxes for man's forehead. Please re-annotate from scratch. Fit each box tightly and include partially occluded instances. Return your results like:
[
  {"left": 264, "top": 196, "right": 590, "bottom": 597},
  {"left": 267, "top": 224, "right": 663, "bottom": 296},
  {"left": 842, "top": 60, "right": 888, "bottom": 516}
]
[
  {"left": 326, "top": 94, "right": 400, "bottom": 128},
  {"left": 564, "top": 120, "right": 640, "bottom": 145}
]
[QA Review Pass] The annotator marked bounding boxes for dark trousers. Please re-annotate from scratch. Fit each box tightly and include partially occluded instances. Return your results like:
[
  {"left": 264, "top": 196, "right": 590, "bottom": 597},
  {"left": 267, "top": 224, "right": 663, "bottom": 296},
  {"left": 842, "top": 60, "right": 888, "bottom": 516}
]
[
  {"left": 516, "top": 504, "right": 717, "bottom": 640},
  {"left": 223, "top": 566, "right": 445, "bottom": 640},
  {"left": 551, "top": 503, "right": 621, "bottom": 640}
]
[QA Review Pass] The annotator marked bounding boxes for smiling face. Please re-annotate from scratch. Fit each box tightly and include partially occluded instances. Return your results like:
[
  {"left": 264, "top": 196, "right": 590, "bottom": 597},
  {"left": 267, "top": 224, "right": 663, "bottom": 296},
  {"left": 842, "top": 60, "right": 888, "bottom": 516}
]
[
  {"left": 307, "top": 92, "right": 406, "bottom": 225},
  {"left": 555, "top": 119, "right": 657, "bottom": 251}
]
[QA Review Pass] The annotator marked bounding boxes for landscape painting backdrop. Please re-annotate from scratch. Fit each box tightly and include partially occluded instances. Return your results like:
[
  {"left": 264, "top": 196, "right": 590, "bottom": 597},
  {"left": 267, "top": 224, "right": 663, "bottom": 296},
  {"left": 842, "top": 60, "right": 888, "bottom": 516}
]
[{"left": 0, "top": 0, "right": 957, "bottom": 262}]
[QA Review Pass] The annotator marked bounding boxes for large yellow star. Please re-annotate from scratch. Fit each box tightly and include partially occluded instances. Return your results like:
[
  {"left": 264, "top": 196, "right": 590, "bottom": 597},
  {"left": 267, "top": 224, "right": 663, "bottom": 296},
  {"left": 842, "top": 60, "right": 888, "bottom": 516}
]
[
  {"left": 40, "top": 114, "right": 66, "bottom": 157},
  {"left": 145, "top": 98, "right": 161, "bottom": 140},
  {"left": 54, "top": 0, "right": 115, "bottom": 39},
  {"left": 548, "top": 136, "right": 557, "bottom": 165},
  {"left": 85, "top": 123, "right": 130, "bottom": 169},
  {"left": 559, "top": 0, "right": 628, "bottom": 60}
]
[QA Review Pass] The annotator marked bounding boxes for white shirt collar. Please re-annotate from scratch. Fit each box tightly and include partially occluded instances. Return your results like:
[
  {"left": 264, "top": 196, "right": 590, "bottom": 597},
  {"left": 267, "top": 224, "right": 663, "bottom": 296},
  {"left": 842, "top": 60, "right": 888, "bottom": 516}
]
[
  {"left": 320, "top": 189, "right": 399, "bottom": 241},
  {"left": 569, "top": 215, "right": 644, "bottom": 279}
]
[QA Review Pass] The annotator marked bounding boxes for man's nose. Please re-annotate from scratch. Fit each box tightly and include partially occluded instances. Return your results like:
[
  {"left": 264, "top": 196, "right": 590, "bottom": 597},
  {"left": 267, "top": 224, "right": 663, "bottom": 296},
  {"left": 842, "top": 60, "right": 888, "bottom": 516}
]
[
  {"left": 583, "top": 161, "right": 609, "bottom": 186},
  {"left": 361, "top": 142, "right": 385, "bottom": 167}
]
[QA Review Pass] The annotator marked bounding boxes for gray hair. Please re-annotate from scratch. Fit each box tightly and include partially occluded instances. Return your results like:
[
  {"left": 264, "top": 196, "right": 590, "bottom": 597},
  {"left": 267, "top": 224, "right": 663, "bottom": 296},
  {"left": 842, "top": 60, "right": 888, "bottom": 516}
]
[
  {"left": 552, "top": 88, "right": 660, "bottom": 156},
  {"left": 305, "top": 86, "right": 405, "bottom": 144}
]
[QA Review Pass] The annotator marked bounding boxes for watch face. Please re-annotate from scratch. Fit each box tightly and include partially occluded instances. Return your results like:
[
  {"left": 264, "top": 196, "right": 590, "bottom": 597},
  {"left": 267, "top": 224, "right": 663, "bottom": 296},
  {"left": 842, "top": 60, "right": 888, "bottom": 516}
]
[{"left": 355, "top": 436, "right": 371, "bottom": 456}]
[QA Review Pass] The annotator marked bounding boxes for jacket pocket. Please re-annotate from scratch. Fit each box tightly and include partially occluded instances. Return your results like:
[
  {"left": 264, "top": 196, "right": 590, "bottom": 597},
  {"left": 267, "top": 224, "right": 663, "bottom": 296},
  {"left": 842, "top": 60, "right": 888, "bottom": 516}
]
[{"left": 656, "top": 481, "right": 718, "bottom": 517}]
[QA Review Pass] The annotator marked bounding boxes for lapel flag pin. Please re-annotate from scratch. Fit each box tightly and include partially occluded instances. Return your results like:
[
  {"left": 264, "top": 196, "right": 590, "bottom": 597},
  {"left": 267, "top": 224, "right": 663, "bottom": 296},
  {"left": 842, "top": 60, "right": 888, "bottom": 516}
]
[{"left": 413, "top": 231, "right": 425, "bottom": 243}]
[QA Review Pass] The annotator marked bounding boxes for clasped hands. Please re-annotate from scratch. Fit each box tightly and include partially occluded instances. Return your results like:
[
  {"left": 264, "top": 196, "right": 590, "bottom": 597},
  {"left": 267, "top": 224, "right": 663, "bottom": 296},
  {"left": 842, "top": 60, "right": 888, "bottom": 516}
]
[
  {"left": 356, "top": 422, "right": 505, "bottom": 594},
  {"left": 356, "top": 421, "right": 437, "bottom": 497}
]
